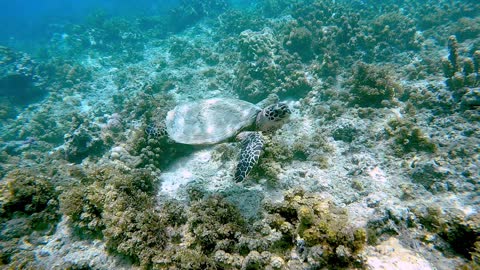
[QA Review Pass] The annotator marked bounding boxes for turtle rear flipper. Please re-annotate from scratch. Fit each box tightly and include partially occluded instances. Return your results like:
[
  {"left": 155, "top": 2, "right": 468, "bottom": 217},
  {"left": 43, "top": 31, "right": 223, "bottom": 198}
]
[{"left": 234, "top": 132, "right": 264, "bottom": 182}]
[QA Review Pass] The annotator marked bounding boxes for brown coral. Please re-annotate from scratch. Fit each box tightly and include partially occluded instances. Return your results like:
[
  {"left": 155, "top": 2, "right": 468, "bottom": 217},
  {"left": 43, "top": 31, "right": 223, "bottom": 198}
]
[{"left": 347, "top": 62, "right": 402, "bottom": 108}]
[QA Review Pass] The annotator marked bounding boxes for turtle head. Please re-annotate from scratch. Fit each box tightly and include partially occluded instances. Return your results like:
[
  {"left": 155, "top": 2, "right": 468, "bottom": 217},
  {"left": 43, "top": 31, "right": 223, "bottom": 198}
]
[{"left": 256, "top": 103, "right": 291, "bottom": 132}]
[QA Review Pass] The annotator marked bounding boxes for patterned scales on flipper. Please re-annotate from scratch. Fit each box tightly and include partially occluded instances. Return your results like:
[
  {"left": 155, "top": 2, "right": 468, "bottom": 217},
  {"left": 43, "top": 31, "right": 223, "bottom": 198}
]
[{"left": 235, "top": 132, "right": 265, "bottom": 182}]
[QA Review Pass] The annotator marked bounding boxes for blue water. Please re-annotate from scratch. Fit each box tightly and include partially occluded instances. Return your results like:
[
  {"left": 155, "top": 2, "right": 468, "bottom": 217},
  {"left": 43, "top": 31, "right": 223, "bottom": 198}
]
[
  {"left": 0, "top": 0, "right": 180, "bottom": 50},
  {"left": 0, "top": 0, "right": 257, "bottom": 51}
]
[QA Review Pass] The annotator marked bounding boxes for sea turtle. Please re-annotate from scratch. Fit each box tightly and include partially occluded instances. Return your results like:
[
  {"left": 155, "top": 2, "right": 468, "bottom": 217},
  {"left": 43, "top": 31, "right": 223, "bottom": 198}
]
[{"left": 163, "top": 96, "right": 291, "bottom": 182}]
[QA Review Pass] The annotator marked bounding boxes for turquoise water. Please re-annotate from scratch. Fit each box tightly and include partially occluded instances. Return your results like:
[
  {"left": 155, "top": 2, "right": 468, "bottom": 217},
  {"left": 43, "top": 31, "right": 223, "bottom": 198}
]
[{"left": 0, "top": 0, "right": 479, "bottom": 269}]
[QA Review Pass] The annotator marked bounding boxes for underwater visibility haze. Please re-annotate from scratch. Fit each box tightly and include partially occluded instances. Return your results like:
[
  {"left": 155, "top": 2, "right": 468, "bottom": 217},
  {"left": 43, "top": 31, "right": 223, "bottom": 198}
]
[{"left": 0, "top": 0, "right": 479, "bottom": 269}]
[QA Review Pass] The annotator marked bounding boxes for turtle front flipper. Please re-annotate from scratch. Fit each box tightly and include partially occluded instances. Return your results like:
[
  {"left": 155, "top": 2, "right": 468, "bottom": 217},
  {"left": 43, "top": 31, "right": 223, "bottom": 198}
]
[{"left": 234, "top": 132, "right": 265, "bottom": 182}]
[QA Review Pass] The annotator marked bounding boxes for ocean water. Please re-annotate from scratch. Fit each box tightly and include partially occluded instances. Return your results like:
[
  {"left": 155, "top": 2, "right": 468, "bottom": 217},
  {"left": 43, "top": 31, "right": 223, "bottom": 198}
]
[{"left": 0, "top": 0, "right": 479, "bottom": 269}]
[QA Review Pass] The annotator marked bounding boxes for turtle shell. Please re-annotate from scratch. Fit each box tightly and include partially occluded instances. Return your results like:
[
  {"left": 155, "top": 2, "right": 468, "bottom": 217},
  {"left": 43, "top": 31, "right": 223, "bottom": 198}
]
[{"left": 165, "top": 98, "right": 261, "bottom": 145}]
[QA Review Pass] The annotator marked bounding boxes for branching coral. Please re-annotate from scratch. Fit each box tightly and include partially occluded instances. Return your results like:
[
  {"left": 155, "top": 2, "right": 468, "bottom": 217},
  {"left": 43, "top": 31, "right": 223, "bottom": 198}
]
[
  {"left": 63, "top": 123, "right": 108, "bottom": 163},
  {"left": 450, "top": 17, "right": 480, "bottom": 42},
  {"left": 0, "top": 169, "right": 59, "bottom": 227},
  {"left": 370, "top": 12, "right": 420, "bottom": 60},
  {"left": 59, "top": 168, "right": 368, "bottom": 269},
  {"left": 150, "top": 195, "right": 245, "bottom": 269},
  {"left": 238, "top": 28, "right": 280, "bottom": 62},
  {"left": 150, "top": 188, "right": 367, "bottom": 269},
  {"left": 216, "top": 10, "right": 264, "bottom": 35},
  {"left": 60, "top": 183, "right": 105, "bottom": 237},
  {"left": 442, "top": 35, "right": 480, "bottom": 100},
  {"left": 284, "top": 26, "right": 313, "bottom": 60}
]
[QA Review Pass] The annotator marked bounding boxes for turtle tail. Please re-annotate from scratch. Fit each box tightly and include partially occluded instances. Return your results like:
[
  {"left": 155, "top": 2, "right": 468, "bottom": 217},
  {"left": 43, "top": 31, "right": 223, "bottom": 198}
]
[{"left": 234, "top": 132, "right": 264, "bottom": 182}]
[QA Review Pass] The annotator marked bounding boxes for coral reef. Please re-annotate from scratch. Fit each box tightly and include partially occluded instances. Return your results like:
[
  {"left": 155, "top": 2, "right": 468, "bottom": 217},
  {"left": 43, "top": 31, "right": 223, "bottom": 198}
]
[
  {"left": 385, "top": 118, "right": 437, "bottom": 156},
  {"left": 346, "top": 62, "right": 403, "bottom": 108},
  {"left": 65, "top": 187, "right": 368, "bottom": 269},
  {"left": 262, "top": 0, "right": 297, "bottom": 17},
  {"left": 410, "top": 160, "right": 449, "bottom": 193},
  {"left": 188, "top": 195, "right": 246, "bottom": 254},
  {"left": 442, "top": 35, "right": 480, "bottom": 102},
  {"left": 450, "top": 17, "right": 480, "bottom": 42},
  {"left": 234, "top": 27, "right": 312, "bottom": 102},
  {"left": 264, "top": 189, "right": 367, "bottom": 268},
  {"left": 155, "top": 189, "right": 367, "bottom": 269},
  {"left": 60, "top": 165, "right": 168, "bottom": 267},
  {"left": 0, "top": 46, "right": 48, "bottom": 117},
  {"left": 169, "top": 0, "right": 229, "bottom": 32},
  {"left": 369, "top": 12, "right": 420, "bottom": 61},
  {"left": 60, "top": 182, "right": 105, "bottom": 237},
  {"left": 414, "top": 205, "right": 480, "bottom": 261},
  {"left": 63, "top": 121, "right": 109, "bottom": 163},
  {"left": 0, "top": 169, "right": 58, "bottom": 227},
  {"left": 0, "top": 47, "right": 39, "bottom": 99},
  {"left": 216, "top": 10, "right": 264, "bottom": 36},
  {"left": 0, "top": 168, "right": 59, "bottom": 266},
  {"left": 48, "top": 14, "right": 145, "bottom": 60},
  {"left": 1, "top": 0, "right": 479, "bottom": 269},
  {"left": 252, "top": 131, "right": 334, "bottom": 182},
  {"left": 284, "top": 26, "right": 313, "bottom": 60}
]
